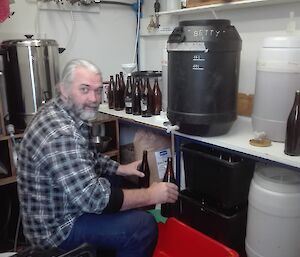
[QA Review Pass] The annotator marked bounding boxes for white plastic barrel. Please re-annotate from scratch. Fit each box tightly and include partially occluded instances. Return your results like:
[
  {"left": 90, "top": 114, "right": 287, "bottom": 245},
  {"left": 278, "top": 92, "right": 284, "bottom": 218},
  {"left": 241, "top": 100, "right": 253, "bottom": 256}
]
[
  {"left": 245, "top": 165, "right": 300, "bottom": 257},
  {"left": 252, "top": 36, "right": 300, "bottom": 142}
]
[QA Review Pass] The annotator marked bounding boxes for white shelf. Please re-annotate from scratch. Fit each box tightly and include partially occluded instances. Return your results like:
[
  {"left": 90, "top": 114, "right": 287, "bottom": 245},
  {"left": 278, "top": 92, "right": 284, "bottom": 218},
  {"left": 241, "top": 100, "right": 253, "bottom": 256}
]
[
  {"left": 98, "top": 103, "right": 169, "bottom": 130},
  {"left": 174, "top": 116, "right": 300, "bottom": 169},
  {"left": 98, "top": 105, "right": 300, "bottom": 169},
  {"left": 140, "top": 31, "right": 172, "bottom": 37},
  {"left": 158, "top": 0, "right": 300, "bottom": 16}
]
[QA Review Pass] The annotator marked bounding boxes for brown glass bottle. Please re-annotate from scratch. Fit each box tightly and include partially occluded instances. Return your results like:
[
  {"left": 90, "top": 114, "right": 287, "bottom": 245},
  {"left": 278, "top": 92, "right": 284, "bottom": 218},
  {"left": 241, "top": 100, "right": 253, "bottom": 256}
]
[
  {"left": 138, "top": 150, "right": 150, "bottom": 188},
  {"left": 114, "top": 74, "right": 122, "bottom": 111},
  {"left": 141, "top": 80, "right": 152, "bottom": 118},
  {"left": 146, "top": 77, "right": 154, "bottom": 114},
  {"left": 161, "top": 157, "right": 179, "bottom": 217},
  {"left": 108, "top": 75, "right": 115, "bottom": 109},
  {"left": 153, "top": 78, "right": 162, "bottom": 115},
  {"left": 132, "top": 80, "right": 141, "bottom": 115},
  {"left": 139, "top": 78, "right": 145, "bottom": 94},
  {"left": 124, "top": 76, "right": 133, "bottom": 114},
  {"left": 284, "top": 90, "right": 300, "bottom": 156},
  {"left": 119, "top": 72, "right": 125, "bottom": 110}
]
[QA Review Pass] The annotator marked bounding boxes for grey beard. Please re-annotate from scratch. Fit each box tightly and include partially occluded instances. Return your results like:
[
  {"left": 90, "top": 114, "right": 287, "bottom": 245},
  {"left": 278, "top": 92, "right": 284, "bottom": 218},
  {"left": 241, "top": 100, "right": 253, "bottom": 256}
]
[
  {"left": 64, "top": 97, "right": 97, "bottom": 121},
  {"left": 79, "top": 109, "right": 97, "bottom": 121}
]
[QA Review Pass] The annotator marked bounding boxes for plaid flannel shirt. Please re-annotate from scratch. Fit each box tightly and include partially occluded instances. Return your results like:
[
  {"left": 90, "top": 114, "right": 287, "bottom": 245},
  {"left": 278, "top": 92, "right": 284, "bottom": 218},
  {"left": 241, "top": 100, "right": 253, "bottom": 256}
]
[{"left": 17, "top": 97, "right": 119, "bottom": 248}]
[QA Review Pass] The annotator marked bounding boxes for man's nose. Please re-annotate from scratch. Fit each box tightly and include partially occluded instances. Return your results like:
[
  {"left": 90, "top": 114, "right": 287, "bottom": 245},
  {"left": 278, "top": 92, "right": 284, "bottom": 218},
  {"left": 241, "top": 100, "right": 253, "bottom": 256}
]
[{"left": 89, "top": 91, "right": 99, "bottom": 103}]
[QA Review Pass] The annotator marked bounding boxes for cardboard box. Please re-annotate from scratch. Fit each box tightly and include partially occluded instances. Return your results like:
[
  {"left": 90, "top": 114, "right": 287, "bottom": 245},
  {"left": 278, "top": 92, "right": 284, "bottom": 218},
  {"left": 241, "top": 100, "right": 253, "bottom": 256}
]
[
  {"left": 237, "top": 93, "right": 253, "bottom": 117},
  {"left": 133, "top": 129, "right": 171, "bottom": 184},
  {"left": 120, "top": 143, "right": 135, "bottom": 164},
  {"left": 187, "top": 0, "right": 239, "bottom": 8}
]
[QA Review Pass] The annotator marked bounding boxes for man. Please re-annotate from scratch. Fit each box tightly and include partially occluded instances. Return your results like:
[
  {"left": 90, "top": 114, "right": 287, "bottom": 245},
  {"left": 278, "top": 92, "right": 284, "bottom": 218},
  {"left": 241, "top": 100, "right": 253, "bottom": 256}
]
[{"left": 17, "top": 59, "right": 178, "bottom": 257}]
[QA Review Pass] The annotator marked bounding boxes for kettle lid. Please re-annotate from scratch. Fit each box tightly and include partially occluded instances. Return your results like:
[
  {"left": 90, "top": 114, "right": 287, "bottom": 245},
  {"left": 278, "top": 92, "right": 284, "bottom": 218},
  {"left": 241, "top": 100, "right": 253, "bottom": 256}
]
[{"left": 1, "top": 38, "right": 58, "bottom": 47}]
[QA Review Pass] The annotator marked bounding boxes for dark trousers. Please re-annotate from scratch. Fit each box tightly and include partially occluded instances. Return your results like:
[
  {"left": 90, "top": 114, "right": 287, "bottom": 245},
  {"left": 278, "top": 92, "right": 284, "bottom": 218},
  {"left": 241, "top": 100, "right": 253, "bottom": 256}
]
[{"left": 59, "top": 210, "right": 158, "bottom": 257}]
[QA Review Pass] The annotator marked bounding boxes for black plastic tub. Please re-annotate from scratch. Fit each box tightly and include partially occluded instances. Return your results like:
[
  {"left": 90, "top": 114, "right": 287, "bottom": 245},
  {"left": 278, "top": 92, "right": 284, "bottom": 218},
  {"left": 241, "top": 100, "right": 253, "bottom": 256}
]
[
  {"left": 179, "top": 190, "right": 247, "bottom": 256},
  {"left": 181, "top": 143, "right": 255, "bottom": 209}
]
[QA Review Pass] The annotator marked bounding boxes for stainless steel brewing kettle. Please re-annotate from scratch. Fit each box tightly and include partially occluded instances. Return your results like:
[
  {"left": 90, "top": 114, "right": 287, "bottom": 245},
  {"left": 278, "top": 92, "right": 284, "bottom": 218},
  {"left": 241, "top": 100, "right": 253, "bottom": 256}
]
[{"left": 0, "top": 35, "right": 62, "bottom": 130}]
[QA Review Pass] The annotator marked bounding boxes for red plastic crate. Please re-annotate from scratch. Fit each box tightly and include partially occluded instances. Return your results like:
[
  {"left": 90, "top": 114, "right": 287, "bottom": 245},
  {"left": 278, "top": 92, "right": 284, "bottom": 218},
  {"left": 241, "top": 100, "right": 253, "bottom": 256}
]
[{"left": 153, "top": 218, "right": 239, "bottom": 257}]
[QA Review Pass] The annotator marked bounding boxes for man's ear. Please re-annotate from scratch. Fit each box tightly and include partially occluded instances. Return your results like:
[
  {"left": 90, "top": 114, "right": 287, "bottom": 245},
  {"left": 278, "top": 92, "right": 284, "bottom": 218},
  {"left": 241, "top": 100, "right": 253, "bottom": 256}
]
[{"left": 59, "top": 83, "right": 68, "bottom": 99}]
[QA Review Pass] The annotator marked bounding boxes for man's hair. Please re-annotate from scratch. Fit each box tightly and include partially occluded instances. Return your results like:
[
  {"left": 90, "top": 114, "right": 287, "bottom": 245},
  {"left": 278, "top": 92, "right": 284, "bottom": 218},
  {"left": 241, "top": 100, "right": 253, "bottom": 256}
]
[{"left": 58, "top": 59, "right": 102, "bottom": 93}]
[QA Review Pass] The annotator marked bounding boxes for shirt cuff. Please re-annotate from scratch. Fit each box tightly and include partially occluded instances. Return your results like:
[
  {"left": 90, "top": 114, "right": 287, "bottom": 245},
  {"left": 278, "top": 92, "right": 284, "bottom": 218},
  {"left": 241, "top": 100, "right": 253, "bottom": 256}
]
[{"left": 103, "top": 187, "right": 124, "bottom": 213}]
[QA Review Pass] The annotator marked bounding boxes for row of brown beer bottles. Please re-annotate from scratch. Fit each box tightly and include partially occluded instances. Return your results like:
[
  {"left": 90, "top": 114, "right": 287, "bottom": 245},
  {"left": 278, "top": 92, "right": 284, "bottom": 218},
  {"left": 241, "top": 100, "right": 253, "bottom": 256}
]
[
  {"left": 108, "top": 72, "right": 125, "bottom": 111},
  {"left": 132, "top": 77, "right": 162, "bottom": 117},
  {"left": 108, "top": 73, "right": 162, "bottom": 117}
]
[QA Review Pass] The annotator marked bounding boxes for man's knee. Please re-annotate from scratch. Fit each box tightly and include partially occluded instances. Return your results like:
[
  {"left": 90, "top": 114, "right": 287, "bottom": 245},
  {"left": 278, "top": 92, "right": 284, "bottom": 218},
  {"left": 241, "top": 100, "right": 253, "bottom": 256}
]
[
  {"left": 133, "top": 211, "right": 158, "bottom": 243},
  {"left": 133, "top": 211, "right": 158, "bottom": 256}
]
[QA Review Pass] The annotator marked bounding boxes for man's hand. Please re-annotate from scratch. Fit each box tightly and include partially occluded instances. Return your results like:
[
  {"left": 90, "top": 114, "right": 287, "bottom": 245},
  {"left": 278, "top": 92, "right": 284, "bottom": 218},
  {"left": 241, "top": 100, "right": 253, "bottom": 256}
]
[
  {"left": 147, "top": 182, "right": 179, "bottom": 204},
  {"left": 116, "top": 160, "right": 143, "bottom": 177},
  {"left": 120, "top": 181, "right": 179, "bottom": 210}
]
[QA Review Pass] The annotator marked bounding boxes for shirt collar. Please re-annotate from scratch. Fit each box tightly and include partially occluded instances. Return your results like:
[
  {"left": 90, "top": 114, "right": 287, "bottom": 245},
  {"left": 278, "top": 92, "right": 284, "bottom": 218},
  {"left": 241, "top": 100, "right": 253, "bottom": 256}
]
[{"left": 54, "top": 96, "right": 92, "bottom": 130}]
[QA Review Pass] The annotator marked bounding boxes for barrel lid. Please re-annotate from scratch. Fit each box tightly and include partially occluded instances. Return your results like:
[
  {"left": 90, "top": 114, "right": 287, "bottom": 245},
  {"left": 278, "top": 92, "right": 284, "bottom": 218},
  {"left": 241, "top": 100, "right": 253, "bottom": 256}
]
[
  {"left": 262, "top": 36, "right": 300, "bottom": 48},
  {"left": 179, "top": 19, "right": 230, "bottom": 27},
  {"left": 254, "top": 165, "right": 300, "bottom": 193},
  {"left": 1, "top": 39, "right": 58, "bottom": 47}
]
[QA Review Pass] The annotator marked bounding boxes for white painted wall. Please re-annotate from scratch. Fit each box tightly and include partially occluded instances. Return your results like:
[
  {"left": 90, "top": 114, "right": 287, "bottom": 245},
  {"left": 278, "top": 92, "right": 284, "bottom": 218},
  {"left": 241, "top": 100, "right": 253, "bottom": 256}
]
[
  {"left": 140, "top": 1, "right": 300, "bottom": 94},
  {"left": 1, "top": 0, "right": 300, "bottom": 145},
  {"left": 2, "top": 1, "right": 299, "bottom": 90},
  {"left": 0, "top": 0, "right": 137, "bottom": 81}
]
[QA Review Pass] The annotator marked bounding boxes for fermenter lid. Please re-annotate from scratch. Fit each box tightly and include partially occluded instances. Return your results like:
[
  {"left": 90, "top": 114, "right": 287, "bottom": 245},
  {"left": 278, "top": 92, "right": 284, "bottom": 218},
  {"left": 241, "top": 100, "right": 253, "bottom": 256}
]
[{"left": 179, "top": 19, "right": 231, "bottom": 27}]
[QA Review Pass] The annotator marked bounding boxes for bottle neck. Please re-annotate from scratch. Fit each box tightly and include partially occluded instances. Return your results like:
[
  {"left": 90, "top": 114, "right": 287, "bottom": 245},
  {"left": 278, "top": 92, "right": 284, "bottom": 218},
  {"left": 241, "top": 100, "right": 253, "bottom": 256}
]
[
  {"left": 127, "top": 76, "right": 131, "bottom": 86},
  {"left": 164, "top": 158, "right": 175, "bottom": 183},
  {"left": 294, "top": 91, "right": 300, "bottom": 106},
  {"left": 166, "top": 158, "right": 173, "bottom": 174},
  {"left": 142, "top": 151, "right": 148, "bottom": 163}
]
